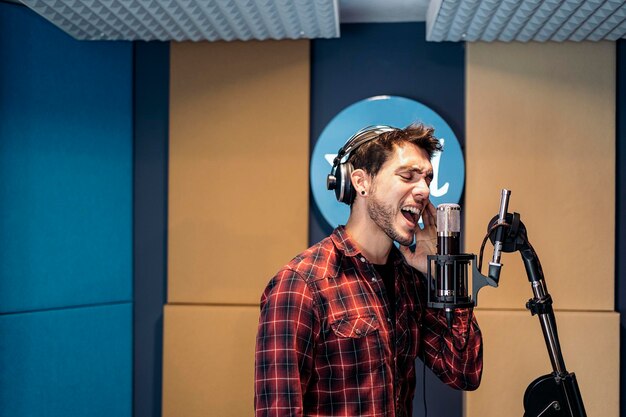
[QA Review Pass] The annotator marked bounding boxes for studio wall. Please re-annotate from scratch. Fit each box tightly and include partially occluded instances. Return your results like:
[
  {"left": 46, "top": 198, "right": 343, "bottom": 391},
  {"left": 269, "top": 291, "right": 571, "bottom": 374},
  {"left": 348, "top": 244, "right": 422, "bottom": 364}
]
[
  {"left": 465, "top": 41, "right": 618, "bottom": 417},
  {"left": 164, "top": 39, "right": 309, "bottom": 416}
]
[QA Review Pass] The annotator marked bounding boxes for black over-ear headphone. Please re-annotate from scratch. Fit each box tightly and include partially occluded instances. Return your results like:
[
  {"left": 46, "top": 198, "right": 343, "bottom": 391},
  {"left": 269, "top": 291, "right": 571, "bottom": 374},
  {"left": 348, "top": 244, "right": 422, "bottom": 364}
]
[{"left": 326, "top": 125, "right": 398, "bottom": 204}]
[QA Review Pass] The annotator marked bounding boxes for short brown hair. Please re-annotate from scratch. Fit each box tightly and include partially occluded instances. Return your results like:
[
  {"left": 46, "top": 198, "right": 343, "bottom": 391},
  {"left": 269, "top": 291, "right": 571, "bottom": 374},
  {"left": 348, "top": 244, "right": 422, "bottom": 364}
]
[{"left": 349, "top": 123, "right": 442, "bottom": 178}]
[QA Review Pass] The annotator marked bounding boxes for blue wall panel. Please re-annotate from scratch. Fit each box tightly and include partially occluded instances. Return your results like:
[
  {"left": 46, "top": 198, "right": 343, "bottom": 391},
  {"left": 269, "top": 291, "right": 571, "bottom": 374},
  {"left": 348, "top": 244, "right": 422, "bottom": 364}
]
[
  {"left": 0, "top": 5, "right": 133, "bottom": 416},
  {"left": 0, "top": 303, "right": 132, "bottom": 417},
  {"left": 0, "top": 4, "right": 132, "bottom": 313},
  {"left": 310, "top": 23, "right": 465, "bottom": 417}
]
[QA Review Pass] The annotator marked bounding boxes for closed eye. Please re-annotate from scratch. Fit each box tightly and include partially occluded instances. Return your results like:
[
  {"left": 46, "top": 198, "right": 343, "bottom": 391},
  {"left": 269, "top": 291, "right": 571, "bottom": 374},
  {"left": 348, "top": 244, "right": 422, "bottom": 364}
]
[
  {"left": 398, "top": 171, "right": 433, "bottom": 187},
  {"left": 396, "top": 166, "right": 434, "bottom": 185}
]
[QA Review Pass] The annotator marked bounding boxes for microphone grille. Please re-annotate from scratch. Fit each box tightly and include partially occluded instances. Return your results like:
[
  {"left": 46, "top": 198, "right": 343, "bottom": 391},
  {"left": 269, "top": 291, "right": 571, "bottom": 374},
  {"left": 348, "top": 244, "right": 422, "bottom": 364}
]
[{"left": 437, "top": 203, "right": 461, "bottom": 235}]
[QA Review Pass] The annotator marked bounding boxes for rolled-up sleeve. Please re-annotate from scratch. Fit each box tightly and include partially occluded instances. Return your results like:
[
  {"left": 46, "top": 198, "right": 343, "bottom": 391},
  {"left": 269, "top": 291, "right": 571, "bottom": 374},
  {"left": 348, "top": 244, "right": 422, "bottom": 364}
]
[{"left": 420, "top": 306, "right": 483, "bottom": 390}]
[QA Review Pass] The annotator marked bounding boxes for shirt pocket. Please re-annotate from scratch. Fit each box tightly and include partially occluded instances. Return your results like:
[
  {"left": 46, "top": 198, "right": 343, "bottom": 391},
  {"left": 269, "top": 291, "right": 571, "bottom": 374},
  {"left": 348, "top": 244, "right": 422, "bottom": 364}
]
[
  {"left": 330, "top": 314, "right": 380, "bottom": 338},
  {"left": 323, "top": 314, "right": 385, "bottom": 380}
]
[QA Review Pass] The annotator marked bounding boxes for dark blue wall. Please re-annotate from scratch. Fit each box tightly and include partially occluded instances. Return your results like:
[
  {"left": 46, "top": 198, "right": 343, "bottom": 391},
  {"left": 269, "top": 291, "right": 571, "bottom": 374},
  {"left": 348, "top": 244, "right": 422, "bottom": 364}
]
[
  {"left": 0, "top": 3, "right": 132, "bottom": 416},
  {"left": 616, "top": 38, "right": 625, "bottom": 417},
  {"left": 310, "top": 22, "right": 466, "bottom": 417},
  {"left": 133, "top": 41, "right": 169, "bottom": 417}
]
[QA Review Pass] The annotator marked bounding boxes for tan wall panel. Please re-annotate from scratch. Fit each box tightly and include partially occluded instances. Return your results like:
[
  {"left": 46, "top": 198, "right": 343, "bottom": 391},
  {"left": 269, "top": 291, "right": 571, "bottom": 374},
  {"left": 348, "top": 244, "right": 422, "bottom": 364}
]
[
  {"left": 169, "top": 41, "right": 309, "bottom": 304},
  {"left": 466, "top": 310, "right": 619, "bottom": 417},
  {"left": 466, "top": 42, "right": 615, "bottom": 311},
  {"left": 162, "top": 305, "right": 259, "bottom": 417}
]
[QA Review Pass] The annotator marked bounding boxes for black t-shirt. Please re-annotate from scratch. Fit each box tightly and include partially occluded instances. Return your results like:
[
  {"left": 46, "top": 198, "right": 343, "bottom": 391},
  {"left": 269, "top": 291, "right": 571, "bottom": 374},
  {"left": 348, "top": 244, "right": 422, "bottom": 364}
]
[{"left": 373, "top": 261, "right": 395, "bottom": 324}]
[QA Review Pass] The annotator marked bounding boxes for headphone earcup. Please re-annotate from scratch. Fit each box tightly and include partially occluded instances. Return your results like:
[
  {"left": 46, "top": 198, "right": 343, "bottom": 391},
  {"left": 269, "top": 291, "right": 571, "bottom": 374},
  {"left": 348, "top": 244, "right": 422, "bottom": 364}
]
[
  {"left": 328, "top": 124, "right": 396, "bottom": 204},
  {"left": 336, "top": 162, "right": 355, "bottom": 204}
]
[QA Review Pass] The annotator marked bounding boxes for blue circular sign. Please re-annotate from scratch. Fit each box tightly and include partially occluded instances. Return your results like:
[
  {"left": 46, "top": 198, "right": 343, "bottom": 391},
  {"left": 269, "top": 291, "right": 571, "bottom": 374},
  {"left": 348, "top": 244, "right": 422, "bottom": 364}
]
[{"left": 310, "top": 95, "right": 465, "bottom": 229}]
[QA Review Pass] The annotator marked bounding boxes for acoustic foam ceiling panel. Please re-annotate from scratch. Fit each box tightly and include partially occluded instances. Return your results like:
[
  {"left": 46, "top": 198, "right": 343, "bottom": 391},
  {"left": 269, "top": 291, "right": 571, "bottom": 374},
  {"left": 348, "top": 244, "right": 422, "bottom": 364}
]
[
  {"left": 427, "top": 0, "right": 626, "bottom": 42},
  {"left": 22, "top": 0, "right": 339, "bottom": 41}
]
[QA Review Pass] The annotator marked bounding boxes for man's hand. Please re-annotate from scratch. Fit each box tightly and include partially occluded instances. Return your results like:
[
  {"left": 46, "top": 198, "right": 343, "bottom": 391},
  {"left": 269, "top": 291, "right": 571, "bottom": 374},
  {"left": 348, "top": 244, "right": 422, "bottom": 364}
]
[{"left": 399, "top": 201, "right": 437, "bottom": 274}]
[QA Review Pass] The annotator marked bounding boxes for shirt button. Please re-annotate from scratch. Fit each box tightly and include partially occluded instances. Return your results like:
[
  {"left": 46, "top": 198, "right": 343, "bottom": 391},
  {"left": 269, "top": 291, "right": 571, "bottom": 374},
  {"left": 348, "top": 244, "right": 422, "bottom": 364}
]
[
  {"left": 360, "top": 256, "right": 366, "bottom": 262},
  {"left": 371, "top": 276, "right": 377, "bottom": 282},
  {"left": 387, "top": 317, "right": 392, "bottom": 323}
]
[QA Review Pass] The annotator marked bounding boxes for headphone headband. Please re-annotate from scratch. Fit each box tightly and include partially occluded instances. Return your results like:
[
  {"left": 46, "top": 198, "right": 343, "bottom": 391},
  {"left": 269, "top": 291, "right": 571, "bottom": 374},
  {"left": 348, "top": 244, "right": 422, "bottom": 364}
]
[{"left": 333, "top": 125, "right": 398, "bottom": 167}]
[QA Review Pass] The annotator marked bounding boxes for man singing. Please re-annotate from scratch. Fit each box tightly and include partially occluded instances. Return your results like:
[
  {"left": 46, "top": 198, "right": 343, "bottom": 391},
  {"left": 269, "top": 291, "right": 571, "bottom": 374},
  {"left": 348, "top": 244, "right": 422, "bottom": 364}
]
[{"left": 255, "top": 123, "right": 482, "bottom": 417}]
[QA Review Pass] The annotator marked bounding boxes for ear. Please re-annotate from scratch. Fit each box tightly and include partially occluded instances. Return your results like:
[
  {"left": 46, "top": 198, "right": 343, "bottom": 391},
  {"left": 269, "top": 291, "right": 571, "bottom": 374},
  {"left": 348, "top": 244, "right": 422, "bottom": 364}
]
[{"left": 350, "top": 168, "right": 370, "bottom": 196}]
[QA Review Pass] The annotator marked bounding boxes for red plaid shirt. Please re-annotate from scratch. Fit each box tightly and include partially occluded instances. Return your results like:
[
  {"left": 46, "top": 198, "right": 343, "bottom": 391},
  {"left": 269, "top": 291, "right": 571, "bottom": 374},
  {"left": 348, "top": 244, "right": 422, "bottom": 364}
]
[{"left": 255, "top": 227, "right": 482, "bottom": 417}]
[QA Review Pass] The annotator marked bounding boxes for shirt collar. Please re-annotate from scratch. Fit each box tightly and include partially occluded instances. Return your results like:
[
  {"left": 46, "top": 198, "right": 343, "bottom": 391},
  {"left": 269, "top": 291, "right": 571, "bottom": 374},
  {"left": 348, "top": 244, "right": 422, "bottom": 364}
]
[{"left": 331, "top": 226, "right": 405, "bottom": 266}]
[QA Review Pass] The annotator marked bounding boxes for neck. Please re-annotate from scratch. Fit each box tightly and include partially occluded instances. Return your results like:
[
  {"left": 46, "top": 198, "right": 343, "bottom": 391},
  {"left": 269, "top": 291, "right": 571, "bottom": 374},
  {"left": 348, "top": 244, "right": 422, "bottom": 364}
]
[{"left": 345, "top": 205, "right": 393, "bottom": 265}]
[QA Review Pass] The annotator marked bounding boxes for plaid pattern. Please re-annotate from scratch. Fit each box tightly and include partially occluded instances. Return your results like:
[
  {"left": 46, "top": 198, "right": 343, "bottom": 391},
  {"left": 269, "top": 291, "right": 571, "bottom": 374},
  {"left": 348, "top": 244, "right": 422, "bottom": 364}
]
[{"left": 255, "top": 227, "right": 482, "bottom": 417}]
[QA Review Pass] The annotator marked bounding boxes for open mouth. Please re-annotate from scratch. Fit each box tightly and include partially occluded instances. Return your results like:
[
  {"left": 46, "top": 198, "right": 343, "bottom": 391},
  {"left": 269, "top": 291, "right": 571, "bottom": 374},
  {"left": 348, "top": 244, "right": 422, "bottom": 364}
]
[{"left": 400, "top": 206, "right": 420, "bottom": 227}]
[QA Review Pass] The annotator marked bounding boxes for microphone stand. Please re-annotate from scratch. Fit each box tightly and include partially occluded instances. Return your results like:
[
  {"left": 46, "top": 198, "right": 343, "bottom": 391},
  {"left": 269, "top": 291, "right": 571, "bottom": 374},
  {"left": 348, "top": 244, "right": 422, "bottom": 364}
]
[
  {"left": 472, "top": 208, "right": 587, "bottom": 417},
  {"left": 427, "top": 191, "right": 587, "bottom": 416}
]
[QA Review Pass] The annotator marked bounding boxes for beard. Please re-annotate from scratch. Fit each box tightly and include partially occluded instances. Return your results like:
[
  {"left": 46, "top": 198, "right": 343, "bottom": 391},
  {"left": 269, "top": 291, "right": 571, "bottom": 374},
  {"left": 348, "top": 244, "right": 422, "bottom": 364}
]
[{"left": 366, "top": 193, "right": 414, "bottom": 246}]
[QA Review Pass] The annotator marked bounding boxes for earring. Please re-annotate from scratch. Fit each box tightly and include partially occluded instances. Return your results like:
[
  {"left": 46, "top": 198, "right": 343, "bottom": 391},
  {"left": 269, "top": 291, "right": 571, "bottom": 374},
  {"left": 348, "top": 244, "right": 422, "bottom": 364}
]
[{"left": 360, "top": 190, "right": 366, "bottom": 195}]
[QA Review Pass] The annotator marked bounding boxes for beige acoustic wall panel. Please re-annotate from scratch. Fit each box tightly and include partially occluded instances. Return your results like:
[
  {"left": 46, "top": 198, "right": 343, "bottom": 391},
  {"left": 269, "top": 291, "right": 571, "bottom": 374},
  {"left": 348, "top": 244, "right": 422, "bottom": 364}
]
[
  {"left": 162, "top": 305, "right": 259, "bottom": 417},
  {"left": 169, "top": 40, "right": 309, "bottom": 305},
  {"left": 466, "top": 41, "right": 615, "bottom": 311},
  {"left": 466, "top": 310, "right": 619, "bottom": 417}
]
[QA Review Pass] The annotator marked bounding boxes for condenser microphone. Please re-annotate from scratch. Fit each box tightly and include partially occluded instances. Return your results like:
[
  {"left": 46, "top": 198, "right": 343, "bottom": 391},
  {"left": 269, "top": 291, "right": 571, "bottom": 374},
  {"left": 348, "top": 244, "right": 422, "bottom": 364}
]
[
  {"left": 427, "top": 203, "right": 473, "bottom": 328},
  {"left": 488, "top": 189, "right": 511, "bottom": 281},
  {"left": 436, "top": 204, "right": 462, "bottom": 327}
]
